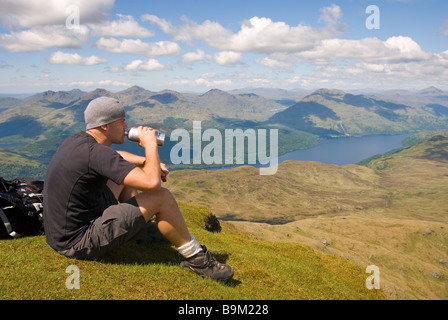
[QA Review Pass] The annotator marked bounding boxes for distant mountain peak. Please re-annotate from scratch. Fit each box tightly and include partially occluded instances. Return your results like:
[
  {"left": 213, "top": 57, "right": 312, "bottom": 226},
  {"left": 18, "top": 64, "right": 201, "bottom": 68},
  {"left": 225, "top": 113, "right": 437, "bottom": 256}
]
[
  {"left": 119, "top": 85, "right": 152, "bottom": 95},
  {"left": 200, "top": 88, "right": 231, "bottom": 97},
  {"left": 90, "top": 88, "right": 111, "bottom": 94},
  {"left": 150, "top": 91, "right": 183, "bottom": 104},
  {"left": 80, "top": 88, "right": 114, "bottom": 101},
  {"left": 129, "top": 85, "right": 147, "bottom": 90},
  {"left": 42, "top": 90, "right": 56, "bottom": 96},
  {"left": 28, "top": 89, "right": 84, "bottom": 104},
  {"left": 419, "top": 86, "right": 443, "bottom": 95}
]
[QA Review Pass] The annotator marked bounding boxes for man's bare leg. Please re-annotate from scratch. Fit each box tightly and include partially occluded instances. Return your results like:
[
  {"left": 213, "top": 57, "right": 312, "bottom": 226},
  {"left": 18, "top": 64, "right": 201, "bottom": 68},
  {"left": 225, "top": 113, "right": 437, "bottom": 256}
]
[
  {"left": 134, "top": 188, "right": 191, "bottom": 248},
  {"left": 106, "top": 180, "right": 190, "bottom": 248},
  {"left": 106, "top": 181, "right": 234, "bottom": 280}
]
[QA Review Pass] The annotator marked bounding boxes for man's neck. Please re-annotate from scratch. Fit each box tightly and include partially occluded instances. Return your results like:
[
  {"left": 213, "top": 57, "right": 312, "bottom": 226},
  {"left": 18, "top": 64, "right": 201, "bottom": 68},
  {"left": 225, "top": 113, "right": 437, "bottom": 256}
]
[{"left": 86, "top": 129, "right": 110, "bottom": 146}]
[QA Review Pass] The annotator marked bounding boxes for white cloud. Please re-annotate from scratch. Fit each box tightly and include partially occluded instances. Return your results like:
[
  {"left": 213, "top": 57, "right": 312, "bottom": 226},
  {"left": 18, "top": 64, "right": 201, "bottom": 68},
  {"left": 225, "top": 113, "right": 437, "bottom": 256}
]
[
  {"left": 194, "top": 77, "right": 233, "bottom": 87},
  {"left": 0, "top": 0, "right": 113, "bottom": 28},
  {"left": 319, "top": 4, "right": 343, "bottom": 25},
  {"left": 89, "top": 14, "right": 153, "bottom": 37},
  {"left": 293, "top": 51, "right": 448, "bottom": 90},
  {"left": 257, "top": 53, "right": 300, "bottom": 69},
  {"left": 317, "top": 36, "right": 430, "bottom": 63},
  {"left": 94, "top": 37, "right": 181, "bottom": 56},
  {"left": 97, "top": 80, "right": 130, "bottom": 87},
  {"left": 169, "top": 70, "right": 274, "bottom": 90},
  {"left": 285, "top": 76, "right": 301, "bottom": 84},
  {"left": 59, "top": 80, "right": 130, "bottom": 87},
  {"left": 384, "top": 36, "right": 430, "bottom": 61},
  {"left": 220, "top": 17, "right": 320, "bottom": 53},
  {"left": 142, "top": 14, "right": 231, "bottom": 46},
  {"left": 0, "top": 25, "right": 89, "bottom": 52},
  {"left": 182, "top": 49, "right": 211, "bottom": 64},
  {"left": 169, "top": 72, "right": 234, "bottom": 88},
  {"left": 145, "top": 5, "right": 344, "bottom": 54},
  {"left": 258, "top": 36, "right": 433, "bottom": 70},
  {"left": 48, "top": 51, "right": 107, "bottom": 66},
  {"left": 213, "top": 51, "right": 243, "bottom": 66},
  {"left": 141, "top": 15, "right": 173, "bottom": 34},
  {"left": 123, "top": 59, "right": 166, "bottom": 72}
]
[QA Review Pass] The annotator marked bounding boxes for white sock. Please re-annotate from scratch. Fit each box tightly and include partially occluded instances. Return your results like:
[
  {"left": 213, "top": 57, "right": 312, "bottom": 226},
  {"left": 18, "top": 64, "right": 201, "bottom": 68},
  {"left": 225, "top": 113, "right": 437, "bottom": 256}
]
[{"left": 176, "top": 235, "right": 203, "bottom": 258}]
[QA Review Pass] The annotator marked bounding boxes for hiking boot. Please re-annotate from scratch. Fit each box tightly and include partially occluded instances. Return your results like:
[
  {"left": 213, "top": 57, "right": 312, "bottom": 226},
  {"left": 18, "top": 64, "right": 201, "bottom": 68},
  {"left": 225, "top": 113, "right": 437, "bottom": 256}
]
[{"left": 180, "top": 245, "right": 234, "bottom": 281}]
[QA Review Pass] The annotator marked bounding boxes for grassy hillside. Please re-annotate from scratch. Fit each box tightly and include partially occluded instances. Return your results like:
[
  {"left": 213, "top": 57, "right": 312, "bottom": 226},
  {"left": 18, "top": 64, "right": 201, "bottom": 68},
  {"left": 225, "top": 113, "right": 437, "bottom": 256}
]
[
  {"left": 165, "top": 162, "right": 384, "bottom": 223},
  {"left": 0, "top": 150, "right": 48, "bottom": 179},
  {"left": 165, "top": 133, "right": 448, "bottom": 299},
  {"left": 234, "top": 216, "right": 447, "bottom": 300},
  {"left": 0, "top": 202, "right": 385, "bottom": 300}
]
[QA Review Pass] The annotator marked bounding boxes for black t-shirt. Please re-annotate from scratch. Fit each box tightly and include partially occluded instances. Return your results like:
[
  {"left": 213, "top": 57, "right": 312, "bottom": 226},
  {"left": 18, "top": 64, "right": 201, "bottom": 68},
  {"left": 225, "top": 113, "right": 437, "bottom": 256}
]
[{"left": 43, "top": 131, "right": 136, "bottom": 251}]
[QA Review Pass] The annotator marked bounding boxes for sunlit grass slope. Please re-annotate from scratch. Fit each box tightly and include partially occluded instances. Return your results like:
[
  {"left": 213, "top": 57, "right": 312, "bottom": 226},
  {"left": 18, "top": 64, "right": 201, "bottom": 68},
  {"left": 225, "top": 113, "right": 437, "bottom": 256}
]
[{"left": 0, "top": 202, "right": 385, "bottom": 300}]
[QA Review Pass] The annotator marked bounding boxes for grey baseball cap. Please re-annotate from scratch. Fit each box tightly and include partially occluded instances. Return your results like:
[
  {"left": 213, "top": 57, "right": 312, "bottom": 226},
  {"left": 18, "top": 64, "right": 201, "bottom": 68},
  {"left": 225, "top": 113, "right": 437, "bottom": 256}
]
[{"left": 84, "top": 96, "right": 125, "bottom": 130}]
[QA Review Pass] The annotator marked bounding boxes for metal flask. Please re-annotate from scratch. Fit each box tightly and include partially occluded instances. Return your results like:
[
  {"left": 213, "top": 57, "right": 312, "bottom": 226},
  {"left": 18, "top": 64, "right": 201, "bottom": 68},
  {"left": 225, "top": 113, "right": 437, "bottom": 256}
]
[{"left": 124, "top": 127, "right": 165, "bottom": 147}]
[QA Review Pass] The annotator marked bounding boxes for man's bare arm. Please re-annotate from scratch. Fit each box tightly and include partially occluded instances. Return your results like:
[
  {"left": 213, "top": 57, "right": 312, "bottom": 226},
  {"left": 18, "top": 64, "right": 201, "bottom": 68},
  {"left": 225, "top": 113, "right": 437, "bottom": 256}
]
[
  {"left": 121, "top": 127, "right": 162, "bottom": 193},
  {"left": 117, "top": 150, "right": 145, "bottom": 167}
]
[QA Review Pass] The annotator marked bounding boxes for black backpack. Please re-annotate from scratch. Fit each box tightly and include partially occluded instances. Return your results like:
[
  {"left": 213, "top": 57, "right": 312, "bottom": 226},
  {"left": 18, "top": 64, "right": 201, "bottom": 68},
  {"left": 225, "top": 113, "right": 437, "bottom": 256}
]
[{"left": 0, "top": 177, "right": 44, "bottom": 239}]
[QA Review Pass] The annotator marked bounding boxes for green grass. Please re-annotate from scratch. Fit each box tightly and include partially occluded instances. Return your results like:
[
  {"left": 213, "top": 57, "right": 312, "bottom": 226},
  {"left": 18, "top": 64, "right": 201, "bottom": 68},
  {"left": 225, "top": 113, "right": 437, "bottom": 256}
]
[{"left": 0, "top": 202, "right": 386, "bottom": 300}]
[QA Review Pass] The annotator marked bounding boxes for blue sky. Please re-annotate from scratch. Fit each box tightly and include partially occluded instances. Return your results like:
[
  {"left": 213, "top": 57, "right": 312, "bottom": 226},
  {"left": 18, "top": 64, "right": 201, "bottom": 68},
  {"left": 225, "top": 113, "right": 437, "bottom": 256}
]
[{"left": 0, "top": 0, "right": 447, "bottom": 94}]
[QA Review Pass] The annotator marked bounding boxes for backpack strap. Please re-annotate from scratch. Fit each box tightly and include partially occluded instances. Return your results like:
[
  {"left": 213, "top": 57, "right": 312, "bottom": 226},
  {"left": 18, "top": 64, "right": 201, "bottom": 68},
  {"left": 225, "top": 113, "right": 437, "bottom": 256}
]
[{"left": 0, "top": 207, "right": 22, "bottom": 239}]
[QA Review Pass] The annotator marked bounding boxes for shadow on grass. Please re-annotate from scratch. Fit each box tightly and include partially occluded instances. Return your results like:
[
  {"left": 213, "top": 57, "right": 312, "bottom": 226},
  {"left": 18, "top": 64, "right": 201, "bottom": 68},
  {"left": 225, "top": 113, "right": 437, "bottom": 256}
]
[
  {"left": 100, "top": 240, "right": 241, "bottom": 287},
  {"left": 101, "top": 241, "right": 178, "bottom": 265}
]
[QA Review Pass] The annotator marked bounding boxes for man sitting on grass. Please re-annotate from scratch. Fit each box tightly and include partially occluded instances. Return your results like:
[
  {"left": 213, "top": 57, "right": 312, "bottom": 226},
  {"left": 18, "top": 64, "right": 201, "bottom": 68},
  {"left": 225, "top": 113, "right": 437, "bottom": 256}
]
[{"left": 43, "top": 96, "right": 234, "bottom": 281}]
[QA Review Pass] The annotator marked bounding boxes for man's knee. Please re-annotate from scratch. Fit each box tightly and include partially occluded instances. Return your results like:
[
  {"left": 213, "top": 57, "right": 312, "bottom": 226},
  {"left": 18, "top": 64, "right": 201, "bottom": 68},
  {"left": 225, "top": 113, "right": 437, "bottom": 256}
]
[
  {"left": 134, "top": 187, "right": 176, "bottom": 221},
  {"left": 157, "top": 187, "right": 175, "bottom": 202}
]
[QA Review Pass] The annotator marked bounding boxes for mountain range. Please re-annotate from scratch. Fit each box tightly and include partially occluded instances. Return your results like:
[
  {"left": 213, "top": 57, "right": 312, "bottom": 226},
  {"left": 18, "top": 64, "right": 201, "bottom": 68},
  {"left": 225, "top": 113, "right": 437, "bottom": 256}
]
[
  {"left": 0, "top": 85, "right": 448, "bottom": 178},
  {"left": 270, "top": 88, "right": 448, "bottom": 137}
]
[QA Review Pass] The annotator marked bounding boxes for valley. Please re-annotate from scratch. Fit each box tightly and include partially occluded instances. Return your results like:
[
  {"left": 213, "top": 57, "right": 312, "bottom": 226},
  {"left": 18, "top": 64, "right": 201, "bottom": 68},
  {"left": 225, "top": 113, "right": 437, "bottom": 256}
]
[{"left": 165, "top": 133, "right": 448, "bottom": 299}]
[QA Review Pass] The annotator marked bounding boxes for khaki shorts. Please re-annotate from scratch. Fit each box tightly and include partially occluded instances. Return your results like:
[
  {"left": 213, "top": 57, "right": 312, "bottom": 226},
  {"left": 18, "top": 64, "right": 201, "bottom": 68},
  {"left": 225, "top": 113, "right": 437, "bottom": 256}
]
[{"left": 58, "top": 187, "right": 147, "bottom": 260}]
